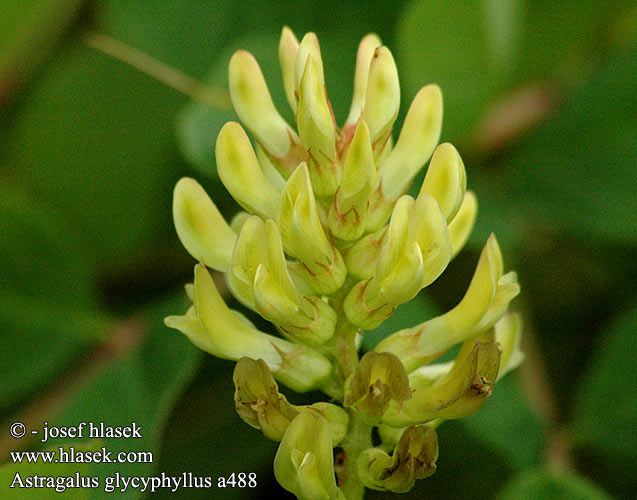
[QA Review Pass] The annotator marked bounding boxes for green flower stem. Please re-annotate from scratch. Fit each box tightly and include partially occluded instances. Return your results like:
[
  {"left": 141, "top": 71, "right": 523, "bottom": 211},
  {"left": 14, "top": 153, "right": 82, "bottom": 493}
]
[
  {"left": 323, "top": 286, "right": 372, "bottom": 499},
  {"left": 339, "top": 410, "right": 373, "bottom": 500},
  {"left": 321, "top": 285, "right": 360, "bottom": 399}
]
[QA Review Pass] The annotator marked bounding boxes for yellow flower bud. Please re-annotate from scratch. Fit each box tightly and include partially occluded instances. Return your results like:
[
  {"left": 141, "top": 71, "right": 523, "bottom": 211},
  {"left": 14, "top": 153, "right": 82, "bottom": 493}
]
[
  {"left": 279, "top": 26, "right": 300, "bottom": 114},
  {"left": 228, "top": 50, "right": 298, "bottom": 158},
  {"left": 344, "top": 193, "right": 450, "bottom": 329},
  {"left": 172, "top": 177, "right": 236, "bottom": 272},
  {"left": 368, "top": 84, "right": 443, "bottom": 230},
  {"left": 279, "top": 163, "right": 346, "bottom": 294},
  {"left": 294, "top": 32, "right": 325, "bottom": 95},
  {"left": 328, "top": 120, "right": 376, "bottom": 240},
  {"left": 274, "top": 412, "right": 339, "bottom": 500},
  {"left": 361, "top": 46, "right": 400, "bottom": 152},
  {"left": 375, "top": 234, "right": 519, "bottom": 371},
  {"left": 345, "top": 33, "right": 382, "bottom": 127},
  {"left": 228, "top": 216, "right": 337, "bottom": 345},
  {"left": 297, "top": 55, "right": 339, "bottom": 196},
  {"left": 418, "top": 143, "right": 467, "bottom": 223},
  {"left": 165, "top": 264, "right": 331, "bottom": 392},
  {"left": 215, "top": 122, "right": 281, "bottom": 219}
]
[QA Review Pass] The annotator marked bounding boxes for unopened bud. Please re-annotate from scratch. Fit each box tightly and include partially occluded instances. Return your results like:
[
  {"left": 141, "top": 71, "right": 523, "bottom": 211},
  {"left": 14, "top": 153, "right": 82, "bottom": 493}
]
[
  {"left": 297, "top": 56, "right": 339, "bottom": 196},
  {"left": 215, "top": 122, "right": 281, "bottom": 219},
  {"left": 229, "top": 50, "right": 298, "bottom": 158},
  {"left": 328, "top": 120, "right": 376, "bottom": 240},
  {"left": 376, "top": 234, "right": 519, "bottom": 371},
  {"left": 344, "top": 193, "right": 450, "bottom": 329},
  {"left": 279, "top": 27, "right": 300, "bottom": 114},
  {"left": 274, "top": 412, "right": 338, "bottom": 500},
  {"left": 418, "top": 143, "right": 466, "bottom": 222},
  {"left": 361, "top": 46, "right": 400, "bottom": 152},
  {"left": 172, "top": 177, "right": 236, "bottom": 272},
  {"left": 345, "top": 34, "right": 382, "bottom": 126},
  {"left": 279, "top": 164, "right": 346, "bottom": 294},
  {"left": 368, "top": 84, "right": 443, "bottom": 231}
]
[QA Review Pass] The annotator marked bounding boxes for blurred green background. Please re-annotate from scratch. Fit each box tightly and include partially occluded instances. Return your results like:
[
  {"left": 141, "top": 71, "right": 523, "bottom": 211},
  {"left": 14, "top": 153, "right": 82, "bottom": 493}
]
[{"left": 0, "top": 1, "right": 635, "bottom": 499}]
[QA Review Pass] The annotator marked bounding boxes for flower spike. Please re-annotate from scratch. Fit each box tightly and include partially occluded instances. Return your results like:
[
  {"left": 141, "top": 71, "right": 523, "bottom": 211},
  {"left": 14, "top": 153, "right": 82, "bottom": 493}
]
[{"left": 167, "top": 30, "right": 523, "bottom": 497}]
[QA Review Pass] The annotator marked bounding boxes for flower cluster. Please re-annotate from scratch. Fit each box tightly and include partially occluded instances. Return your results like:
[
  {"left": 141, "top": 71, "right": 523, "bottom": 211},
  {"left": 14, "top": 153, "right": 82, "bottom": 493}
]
[{"left": 166, "top": 27, "right": 523, "bottom": 500}]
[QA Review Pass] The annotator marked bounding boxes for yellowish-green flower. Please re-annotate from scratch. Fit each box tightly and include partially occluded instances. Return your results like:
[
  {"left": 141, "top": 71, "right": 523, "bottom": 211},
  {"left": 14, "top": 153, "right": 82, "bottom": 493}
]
[{"left": 166, "top": 27, "right": 523, "bottom": 500}]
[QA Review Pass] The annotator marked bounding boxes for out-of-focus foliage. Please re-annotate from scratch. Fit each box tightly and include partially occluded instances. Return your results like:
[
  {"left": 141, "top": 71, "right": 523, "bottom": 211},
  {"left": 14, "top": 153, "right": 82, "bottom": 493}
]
[{"left": 0, "top": 0, "right": 634, "bottom": 499}]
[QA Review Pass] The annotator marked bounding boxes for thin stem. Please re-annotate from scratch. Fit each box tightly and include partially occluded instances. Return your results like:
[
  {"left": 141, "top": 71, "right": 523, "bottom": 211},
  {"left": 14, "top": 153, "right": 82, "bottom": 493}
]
[
  {"left": 338, "top": 411, "right": 373, "bottom": 500},
  {"left": 84, "top": 31, "right": 232, "bottom": 109},
  {"left": 322, "top": 285, "right": 360, "bottom": 400},
  {"left": 321, "top": 287, "right": 371, "bottom": 499}
]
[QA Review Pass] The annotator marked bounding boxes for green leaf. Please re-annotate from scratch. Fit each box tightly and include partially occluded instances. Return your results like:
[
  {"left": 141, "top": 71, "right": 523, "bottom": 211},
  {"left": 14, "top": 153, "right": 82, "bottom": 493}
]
[
  {"left": 471, "top": 44, "right": 637, "bottom": 247},
  {"left": 512, "top": 0, "right": 627, "bottom": 84},
  {"left": 0, "top": 184, "right": 106, "bottom": 411},
  {"left": 362, "top": 292, "right": 440, "bottom": 351},
  {"left": 571, "top": 303, "right": 637, "bottom": 458},
  {"left": 395, "top": 0, "right": 518, "bottom": 143},
  {"left": 1, "top": 41, "right": 189, "bottom": 270},
  {"left": 0, "top": 0, "right": 84, "bottom": 94},
  {"left": 49, "top": 294, "right": 201, "bottom": 499},
  {"left": 0, "top": 441, "right": 101, "bottom": 499},
  {"left": 462, "top": 373, "right": 545, "bottom": 468},
  {"left": 496, "top": 468, "right": 614, "bottom": 500}
]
